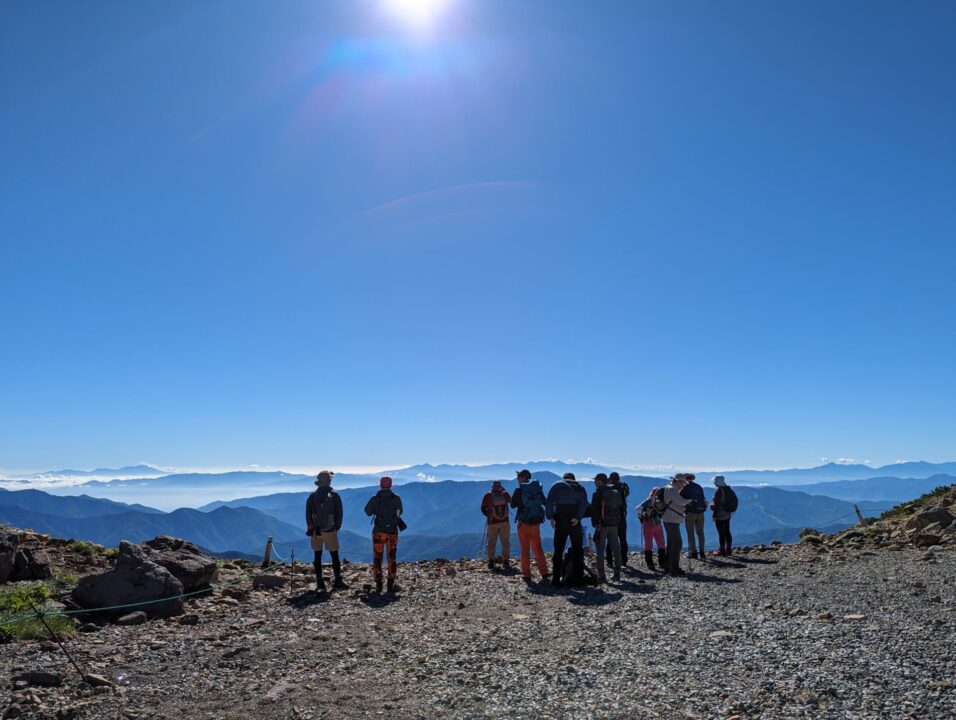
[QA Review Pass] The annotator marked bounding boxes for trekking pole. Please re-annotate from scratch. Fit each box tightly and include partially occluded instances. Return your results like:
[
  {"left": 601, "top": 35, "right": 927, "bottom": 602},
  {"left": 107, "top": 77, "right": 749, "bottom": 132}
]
[
  {"left": 289, "top": 548, "right": 296, "bottom": 596},
  {"left": 29, "top": 602, "right": 86, "bottom": 681}
]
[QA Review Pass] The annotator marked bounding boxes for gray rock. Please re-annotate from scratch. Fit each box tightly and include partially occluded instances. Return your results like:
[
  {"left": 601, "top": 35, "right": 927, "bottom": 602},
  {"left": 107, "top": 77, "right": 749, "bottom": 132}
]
[
  {"left": 906, "top": 507, "right": 954, "bottom": 532},
  {"left": 140, "top": 536, "right": 218, "bottom": 592},
  {"left": 11, "top": 547, "right": 52, "bottom": 581},
  {"left": 71, "top": 541, "right": 184, "bottom": 618},
  {"left": 11, "top": 671, "right": 62, "bottom": 687},
  {"left": 115, "top": 611, "right": 148, "bottom": 626},
  {"left": 252, "top": 573, "right": 287, "bottom": 590},
  {"left": 0, "top": 531, "right": 18, "bottom": 583}
]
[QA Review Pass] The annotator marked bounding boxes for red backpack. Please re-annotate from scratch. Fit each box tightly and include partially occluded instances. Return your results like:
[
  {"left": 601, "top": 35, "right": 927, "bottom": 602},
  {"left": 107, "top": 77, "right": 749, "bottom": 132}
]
[{"left": 490, "top": 491, "right": 509, "bottom": 522}]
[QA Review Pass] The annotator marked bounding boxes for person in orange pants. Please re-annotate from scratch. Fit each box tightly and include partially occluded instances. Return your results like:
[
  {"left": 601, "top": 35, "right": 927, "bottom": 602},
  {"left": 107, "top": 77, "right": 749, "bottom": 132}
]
[
  {"left": 510, "top": 469, "right": 549, "bottom": 581},
  {"left": 364, "top": 476, "right": 403, "bottom": 593}
]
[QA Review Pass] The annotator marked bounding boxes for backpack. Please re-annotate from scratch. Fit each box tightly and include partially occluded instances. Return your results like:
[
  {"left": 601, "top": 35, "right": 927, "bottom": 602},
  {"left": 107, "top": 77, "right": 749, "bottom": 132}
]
[
  {"left": 650, "top": 487, "right": 668, "bottom": 515},
  {"left": 560, "top": 547, "right": 597, "bottom": 587},
  {"left": 638, "top": 500, "right": 661, "bottom": 524},
  {"left": 489, "top": 491, "right": 509, "bottom": 523},
  {"left": 567, "top": 480, "right": 591, "bottom": 520},
  {"left": 683, "top": 482, "right": 708, "bottom": 514},
  {"left": 374, "top": 492, "right": 400, "bottom": 533},
  {"left": 721, "top": 487, "right": 739, "bottom": 513},
  {"left": 310, "top": 489, "right": 337, "bottom": 533},
  {"left": 517, "top": 481, "right": 546, "bottom": 524},
  {"left": 601, "top": 487, "right": 623, "bottom": 526}
]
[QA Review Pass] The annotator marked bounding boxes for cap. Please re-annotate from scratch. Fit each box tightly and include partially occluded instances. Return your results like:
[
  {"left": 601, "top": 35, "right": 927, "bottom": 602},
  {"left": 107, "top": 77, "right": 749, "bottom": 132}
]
[
  {"left": 515, "top": 469, "right": 532, "bottom": 480},
  {"left": 563, "top": 472, "right": 576, "bottom": 481},
  {"left": 315, "top": 470, "right": 334, "bottom": 487}
]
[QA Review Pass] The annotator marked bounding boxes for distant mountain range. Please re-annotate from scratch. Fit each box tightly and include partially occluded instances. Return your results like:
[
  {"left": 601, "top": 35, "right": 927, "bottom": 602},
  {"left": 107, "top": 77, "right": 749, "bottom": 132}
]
[
  {"left": 715, "top": 461, "right": 956, "bottom": 486},
  {"left": 776, "top": 474, "right": 955, "bottom": 502},
  {"left": 29, "top": 464, "right": 167, "bottom": 479}
]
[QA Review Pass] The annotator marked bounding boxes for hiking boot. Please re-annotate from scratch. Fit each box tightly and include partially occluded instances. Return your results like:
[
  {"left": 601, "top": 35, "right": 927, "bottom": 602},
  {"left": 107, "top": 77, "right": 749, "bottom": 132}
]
[
  {"left": 522, "top": 576, "right": 533, "bottom": 584},
  {"left": 657, "top": 549, "right": 667, "bottom": 572},
  {"left": 671, "top": 566, "right": 685, "bottom": 575},
  {"left": 612, "top": 571, "right": 621, "bottom": 582},
  {"left": 375, "top": 581, "right": 383, "bottom": 594},
  {"left": 386, "top": 581, "right": 400, "bottom": 593},
  {"left": 487, "top": 560, "right": 496, "bottom": 571},
  {"left": 503, "top": 559, "right": 511, "bottom": 570},
  {"left": 333, "top": 577, "right": 349, "bottom": 590},
  {"left": 644, "top": 551, "right": 656, "bottom": 572},
  {"left": 314, "top": 580, "right": 327, "bottom": 594},
  {"left": 597, "top": 574, "right": 608, "bottom": 584}
]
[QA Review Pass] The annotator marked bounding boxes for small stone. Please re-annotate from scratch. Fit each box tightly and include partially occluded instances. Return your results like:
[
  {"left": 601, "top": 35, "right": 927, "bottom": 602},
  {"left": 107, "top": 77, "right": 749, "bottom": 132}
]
[
  {"left": 842, "top": 614, "right": 866, "bottom": 621},
  {"left": 82, "top": 673, "right": 114, "bottom": 688},
  {"left": 817, "top": 611, "right": 833, "bottom": 620},
  {"left": 115, "top": 611, "right": 147, "bottom": 626},
  {"left": 179, "top": 614, "right": 200, "bottom": 626},
  {"left": 709, "top": 630, "right": 733, "bottom": 639}
]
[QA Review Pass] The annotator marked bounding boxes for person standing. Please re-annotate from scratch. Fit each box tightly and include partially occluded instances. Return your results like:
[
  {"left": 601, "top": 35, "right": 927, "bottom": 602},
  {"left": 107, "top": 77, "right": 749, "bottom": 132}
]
[
  {"left": 591, "top": 473, "right": 624, "bottom": 582},
  {"left": 364, "top": 476, "right": 404, "bottom": 593},
  {"left": 637, "top": 488, "right": 666, "bottom": 572},
  {"left": 481, "top": 480, "right": 512, "bottom": 570},
  {"left": 680, "top": 473, "right": 708, "bottom": 560},
  {"left": 711, "top": 475, "right": 737, "bottom": 556},
  {"left": 305, "top": 470, "right": 348, "bottom": 593},
  {"left": 607, "top": 472, "right": 631, "bottom": 566},
  {"left": 510, "top": 469, "right": 549, "bottom": 581},
  {"left": 545, "top": 472, "right": 588, "bottom": 588},
  {"left": 660, "top": 474, "right": 692, "bottom": 574}
]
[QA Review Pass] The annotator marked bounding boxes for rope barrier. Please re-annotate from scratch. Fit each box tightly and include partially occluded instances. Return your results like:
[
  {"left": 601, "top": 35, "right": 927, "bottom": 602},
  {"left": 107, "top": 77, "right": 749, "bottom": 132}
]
[{"left": 0, "top": 560, "right": 285, "bottom": 630}]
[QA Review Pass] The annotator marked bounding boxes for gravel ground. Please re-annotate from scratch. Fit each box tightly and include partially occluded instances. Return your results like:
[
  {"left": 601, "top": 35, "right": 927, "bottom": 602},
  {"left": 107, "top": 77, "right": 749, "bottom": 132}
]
[{"left": 2, "top": 543, "right": 954, "bottom": 719}]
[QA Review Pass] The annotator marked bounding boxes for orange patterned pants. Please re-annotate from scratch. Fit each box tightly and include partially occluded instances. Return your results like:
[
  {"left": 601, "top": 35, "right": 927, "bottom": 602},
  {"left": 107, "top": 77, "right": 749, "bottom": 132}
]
[{"left": 372, "top": 532, "right": 398, "bottom": 582}]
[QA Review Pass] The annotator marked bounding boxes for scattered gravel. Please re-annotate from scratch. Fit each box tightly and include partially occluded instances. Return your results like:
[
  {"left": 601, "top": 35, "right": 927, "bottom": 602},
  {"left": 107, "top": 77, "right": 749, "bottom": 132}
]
[{"left": 2, "top": 543, "right": 954, "bottom": 719}]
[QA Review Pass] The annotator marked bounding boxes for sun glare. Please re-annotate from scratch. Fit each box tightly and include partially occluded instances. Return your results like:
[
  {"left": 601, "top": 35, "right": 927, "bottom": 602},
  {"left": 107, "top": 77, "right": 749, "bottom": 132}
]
[{"left": 385, "top": 0, "right": 447, "bottom": 29}]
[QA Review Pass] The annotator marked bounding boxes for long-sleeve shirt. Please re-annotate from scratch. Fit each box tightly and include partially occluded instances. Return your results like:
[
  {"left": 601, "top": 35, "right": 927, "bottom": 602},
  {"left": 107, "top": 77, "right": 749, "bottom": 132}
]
[
  {"left": 545, "top": 480, "right": 588, "bottom": 520},
  {"left": 305, "top": 488, "right": 343, "bottom": 532},
  {"left": 661, "top": 484, "right": 691, "bottom": 524},
  {"left": 364, "top": 490, "right": 404, "bottom": 533}
]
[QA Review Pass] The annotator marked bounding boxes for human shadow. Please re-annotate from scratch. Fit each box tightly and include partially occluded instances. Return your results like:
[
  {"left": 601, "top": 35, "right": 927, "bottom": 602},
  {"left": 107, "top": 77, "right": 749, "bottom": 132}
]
[
  {"left": 359, "top": 592, "right": 402, "bottom": 608},
  {"left": 612, "top": 578, "right": 656, "bottom": 595},
  {"left": 682, "top": 570, "right": 742, "bottom": 585},
  {"left": 566, "top": 586, "right": 624, "bottom": 607},
  {"left": 702, "top": 558, "right": 746, "bottom": 569},
  {"left": 734, "top": 556, "right": 778, "bottom": 565},
  {"left": 285, "top": 590, "right": 329, "bottom": 608}
]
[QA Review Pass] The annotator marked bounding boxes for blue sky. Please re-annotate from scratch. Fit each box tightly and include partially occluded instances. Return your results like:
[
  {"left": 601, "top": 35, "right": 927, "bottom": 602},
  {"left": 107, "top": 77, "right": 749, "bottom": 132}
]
[{"left": 2, "top": 1, "right": 954, "bottom": 471}]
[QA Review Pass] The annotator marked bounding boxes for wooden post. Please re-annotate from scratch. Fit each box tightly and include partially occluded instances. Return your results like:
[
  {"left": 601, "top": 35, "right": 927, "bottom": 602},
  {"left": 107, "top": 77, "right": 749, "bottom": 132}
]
[
  {"left": 261, "top": 536, "right": 273, "bottom": 568},
  {"left": 854, "top": 504, "right": 867, "bottom": 526}
]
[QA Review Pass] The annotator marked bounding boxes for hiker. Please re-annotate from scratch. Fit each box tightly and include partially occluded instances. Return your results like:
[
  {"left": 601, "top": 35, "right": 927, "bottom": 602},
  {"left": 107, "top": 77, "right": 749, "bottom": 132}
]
[
  {"left": 680, "top": 473, "right": 708, "bottom": 560},
  {"left": 306, "top": 470, "right": 348, "bottom": 593},
  {"left": 591, "top": 473, "right": 623, "bottom": 582},
  {"left": 481, "top": 480, "right": 512, "bottom": 570},
  {"left": 364, "top": 476, "right": 405, "bottom": 593},
  {"left": 510, "top": 469, "right": 549, "bottom": 581},
  {"left": 658, "top": 474, "right": 692, "bottom": 574},
  {"left": 711, "top": 475, "right": 738, "bottom": 556},
  {"left": 607, "top": 472, "right": 630, "bottom": 566},
  {"left": 636, "top": 487, "right": 666, "bottom": 571},
  {"left": 545, "top": 472, "right": 588, "bottom": 588}
]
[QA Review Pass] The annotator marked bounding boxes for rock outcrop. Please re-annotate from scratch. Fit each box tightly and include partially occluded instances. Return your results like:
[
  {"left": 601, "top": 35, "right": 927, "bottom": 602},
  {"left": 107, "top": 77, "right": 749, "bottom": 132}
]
[
  {"left": 71, "top": 541, "right": 184, "bottom": 619},
  {"left": 140, "top": 536, "right": 218, "bottom": 592},
  {"left": 0, "top": 530, "right": 17, "bottom": 583}
]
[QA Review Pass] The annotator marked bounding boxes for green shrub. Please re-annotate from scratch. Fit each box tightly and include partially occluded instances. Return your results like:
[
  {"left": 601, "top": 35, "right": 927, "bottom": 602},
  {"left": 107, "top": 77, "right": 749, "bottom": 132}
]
[
  {"left": 66, "top": 540, "right": 103, "bottom": 557},
  {"left": 0, "top": 582, "right": 77, "bottom": 642},
  {"left": 881, "top": 485, "right": 955, "bottom": 521}
]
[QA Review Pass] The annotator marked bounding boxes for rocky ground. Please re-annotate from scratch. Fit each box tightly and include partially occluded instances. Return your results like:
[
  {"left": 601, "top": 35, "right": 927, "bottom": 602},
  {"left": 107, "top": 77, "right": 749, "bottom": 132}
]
[{"left": 2, "top": 485, "right": 955, "bottom": 719}]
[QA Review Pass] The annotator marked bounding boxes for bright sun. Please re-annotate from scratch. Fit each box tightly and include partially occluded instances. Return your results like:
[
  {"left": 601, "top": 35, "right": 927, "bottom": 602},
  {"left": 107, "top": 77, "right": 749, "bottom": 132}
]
[{"left": 385, "top": 0, "right": 447, "bottom": 29}]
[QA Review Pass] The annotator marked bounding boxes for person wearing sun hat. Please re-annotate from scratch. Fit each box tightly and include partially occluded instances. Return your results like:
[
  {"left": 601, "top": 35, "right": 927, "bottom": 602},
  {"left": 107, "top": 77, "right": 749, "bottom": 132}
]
[
  {"left": 661, "top": 473, "right": 692, "bottom": 574},
  {"left": 364, "top": 476, "right": 405, "bottom": 593},
  {"left": 305, "top": 470, "right": 346, "bottom": 593}
]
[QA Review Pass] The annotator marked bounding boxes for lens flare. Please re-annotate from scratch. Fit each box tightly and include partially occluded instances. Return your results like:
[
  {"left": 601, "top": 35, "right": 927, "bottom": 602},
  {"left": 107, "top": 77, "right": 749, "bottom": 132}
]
[{"left": 385, "top": 0, "right": 447, "bottom": 29}]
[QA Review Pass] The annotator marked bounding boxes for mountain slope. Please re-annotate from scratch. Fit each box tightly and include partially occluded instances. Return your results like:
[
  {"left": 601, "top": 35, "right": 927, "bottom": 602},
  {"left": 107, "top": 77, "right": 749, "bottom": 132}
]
[
  {"left": 0, "top": 488, "right": 161, "bottom": 517},
  {"left": 776, "top": 474, "right": 954, "bottom": 502}
]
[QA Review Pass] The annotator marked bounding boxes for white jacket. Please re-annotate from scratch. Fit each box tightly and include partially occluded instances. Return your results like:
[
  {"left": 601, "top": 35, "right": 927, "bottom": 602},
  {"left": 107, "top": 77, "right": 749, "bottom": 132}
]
[{"left": 661, "top": 484, "right": 691, "bottom": 524}]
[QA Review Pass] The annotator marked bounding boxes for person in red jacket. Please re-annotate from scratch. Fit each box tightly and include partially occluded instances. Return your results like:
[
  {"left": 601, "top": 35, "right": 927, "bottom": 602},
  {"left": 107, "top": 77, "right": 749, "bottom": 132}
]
[{"left": 480, "top": 480, "right": 512, "bottom": 571}]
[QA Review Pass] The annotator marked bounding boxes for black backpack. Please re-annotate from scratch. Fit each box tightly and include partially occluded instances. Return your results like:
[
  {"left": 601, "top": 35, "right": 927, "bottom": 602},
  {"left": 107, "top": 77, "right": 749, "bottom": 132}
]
[
  {"left": 683, "top": 482, "right": 708, "bottom": 514},
  {"left": 310, "top": 489, "right": 337, "bottom": 533},
  {"left": 375, "top": 492, "right": 400, "bottom": 533},
  {"left": 721, "top": 487, "right": 739, "bottom": 513},
  {"left": 602, "top": 487, "right": 623, "bottom": 526}
]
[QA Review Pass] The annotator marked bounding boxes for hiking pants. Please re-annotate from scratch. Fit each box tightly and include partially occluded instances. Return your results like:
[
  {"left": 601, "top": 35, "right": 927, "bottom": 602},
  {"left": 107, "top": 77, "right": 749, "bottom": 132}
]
[
  {"left": 486, "top": 521, "right": 510, "bottom": 561},
  {"left": 552, "top": 516, "right": 583, "bottom": 584},
  {"left": 715, "top": 518, "right": 732, "bottom": 552},
  {"left": 517, "top": 522, "right": 548, "bottom": 578},
  {"left": 595, "top": 525, "right": 622, "bottom": 579},
  {"left": 642, "top": 521, "right": 665, "bottom": 551},
  {"left": 604, "top": 518, "right": 629, "bottom": 566},
  {"left": 685, "top": 512, "right": 705, "bottom": 554},
  {"left": 372, "top": 532, "right": 398, "bottom": 583},
  {"left": 664, "top": 522, "right": 683, "bottom": 571}
]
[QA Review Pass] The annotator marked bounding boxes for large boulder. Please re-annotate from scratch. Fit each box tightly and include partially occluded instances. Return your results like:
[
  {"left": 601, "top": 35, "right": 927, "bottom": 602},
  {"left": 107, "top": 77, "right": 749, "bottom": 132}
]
[
  {"left": 0, "top": 531, "right": 18, "bottom": 583},
  {"left": 140, "top": 536, "right": 218, "bottom": 593},
  {"left": 12, "top": 547, "right": 53, "bottom": 581},
  {"left": 71, "top": 541, "right": 184, "bottom": 619},
  {"left": 906, "top": 507, "right": 954, "bottom": 532}
]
